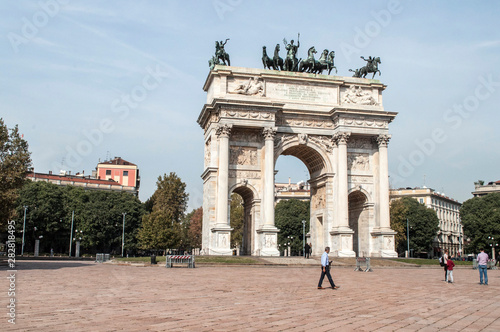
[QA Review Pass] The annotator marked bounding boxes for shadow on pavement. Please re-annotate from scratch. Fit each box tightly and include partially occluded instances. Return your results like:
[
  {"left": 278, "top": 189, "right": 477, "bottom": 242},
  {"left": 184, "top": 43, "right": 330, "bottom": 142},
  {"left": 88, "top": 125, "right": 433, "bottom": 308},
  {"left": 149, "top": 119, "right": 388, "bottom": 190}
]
[{"left": 1, "top": 260, "right": 98, "bottom": 271}]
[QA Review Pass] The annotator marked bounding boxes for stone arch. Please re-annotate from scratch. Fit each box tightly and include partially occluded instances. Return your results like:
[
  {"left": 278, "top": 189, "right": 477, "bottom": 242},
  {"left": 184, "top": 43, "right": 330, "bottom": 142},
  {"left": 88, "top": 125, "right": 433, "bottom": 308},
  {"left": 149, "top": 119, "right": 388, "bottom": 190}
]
[
  {"left": 348, "top": 186, "right": 372, "bottom": 204},
  {"left": 274, "top": 138, "right": 333, "bottom": 256},
  {"left": 274, "top": 137, "right": 333, "bottom": 177},
  {"left": 348, "top": 190, "right": 370, "bottom": 257},
  {"left": 229, "top": 183, "right": 260, "bottom": 255}
]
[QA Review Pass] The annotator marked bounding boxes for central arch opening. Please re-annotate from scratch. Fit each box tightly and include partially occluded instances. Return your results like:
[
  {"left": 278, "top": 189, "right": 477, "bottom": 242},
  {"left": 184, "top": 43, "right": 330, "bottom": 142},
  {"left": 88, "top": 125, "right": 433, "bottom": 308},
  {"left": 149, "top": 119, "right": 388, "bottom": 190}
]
[{"left": 274, "top": 143, "right": 330, "bottom": 256}]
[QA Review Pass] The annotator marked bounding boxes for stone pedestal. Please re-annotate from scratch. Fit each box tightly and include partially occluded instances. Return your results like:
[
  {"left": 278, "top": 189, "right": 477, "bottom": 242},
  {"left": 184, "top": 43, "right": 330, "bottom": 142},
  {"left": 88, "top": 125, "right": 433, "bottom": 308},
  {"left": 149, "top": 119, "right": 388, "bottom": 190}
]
[
  {"left": 210, "top": 227, "right": 233, "bottom": 255},
  {"left": 34, "top": 239, "right": 40, "bottom": 257}
]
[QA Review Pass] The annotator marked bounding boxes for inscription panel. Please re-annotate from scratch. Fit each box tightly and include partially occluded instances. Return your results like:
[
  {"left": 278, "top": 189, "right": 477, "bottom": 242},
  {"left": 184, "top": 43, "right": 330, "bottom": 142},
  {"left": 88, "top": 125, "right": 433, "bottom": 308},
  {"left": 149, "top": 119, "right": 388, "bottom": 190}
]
[{"left": 268, "top": 82, "right": 337, "bottom": 104}]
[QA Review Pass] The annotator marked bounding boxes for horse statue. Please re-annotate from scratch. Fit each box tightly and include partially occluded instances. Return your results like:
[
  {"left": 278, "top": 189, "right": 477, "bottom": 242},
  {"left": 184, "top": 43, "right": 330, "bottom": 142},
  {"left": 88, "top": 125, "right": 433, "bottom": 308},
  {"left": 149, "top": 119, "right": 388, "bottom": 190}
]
[
  {"left": 273, "top": 44, "right": 283, "bottom": 71},
  {"left": 313, "top": 50, "right": 337, "bottom": 75},
  {"left": 298, "top": 46, "right": 317, "bottom": 73},
  {"left": 358, "top": 56, "right": 381, "bottom": 79},
  {"left": 215, "top": 39, "right": 231, "bottom": 66},
  {"left": 262, "top": 46, "right": 274, "bottom": 70}
]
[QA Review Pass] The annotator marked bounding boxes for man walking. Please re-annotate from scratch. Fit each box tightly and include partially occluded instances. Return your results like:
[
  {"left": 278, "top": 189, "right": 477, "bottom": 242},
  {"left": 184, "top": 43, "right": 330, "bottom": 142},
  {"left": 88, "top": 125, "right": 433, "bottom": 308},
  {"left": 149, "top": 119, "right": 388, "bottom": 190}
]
[
  {"left": 477, "top": 248, "right": 489, "bottom": 285},
  {"left": 318, "top": 247, "right": 339, "bottom": 289}
]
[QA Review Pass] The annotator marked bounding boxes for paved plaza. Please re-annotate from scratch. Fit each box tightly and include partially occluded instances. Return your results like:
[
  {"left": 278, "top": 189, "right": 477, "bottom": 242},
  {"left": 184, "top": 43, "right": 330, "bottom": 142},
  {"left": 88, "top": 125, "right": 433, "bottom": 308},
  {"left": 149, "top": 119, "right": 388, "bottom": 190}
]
[{"left": 2, "top": 260, "right": 500, "bottom": 331}]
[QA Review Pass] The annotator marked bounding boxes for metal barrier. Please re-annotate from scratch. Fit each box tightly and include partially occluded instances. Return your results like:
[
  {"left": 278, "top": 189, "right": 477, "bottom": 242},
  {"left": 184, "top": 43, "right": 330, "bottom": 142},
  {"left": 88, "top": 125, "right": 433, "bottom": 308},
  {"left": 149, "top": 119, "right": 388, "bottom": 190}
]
[
  {"left": 95, "top": 253, "right": 110, "bottom": 263},
  {"left": 166, "top": 255, "right": 195, "bottom": 268},
  {"left": 488, "top": 259, "right": 497, "bottom": 270},
  {"left": 354, "top": 257, "right": 372, "bottom": 272}
]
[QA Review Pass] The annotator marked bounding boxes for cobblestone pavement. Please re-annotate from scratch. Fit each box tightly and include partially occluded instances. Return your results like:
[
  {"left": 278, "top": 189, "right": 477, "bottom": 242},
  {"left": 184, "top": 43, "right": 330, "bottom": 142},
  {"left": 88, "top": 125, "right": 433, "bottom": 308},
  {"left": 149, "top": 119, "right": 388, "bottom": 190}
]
[{"left": 2, "top": 260, "right": 500, "bottom": 331}]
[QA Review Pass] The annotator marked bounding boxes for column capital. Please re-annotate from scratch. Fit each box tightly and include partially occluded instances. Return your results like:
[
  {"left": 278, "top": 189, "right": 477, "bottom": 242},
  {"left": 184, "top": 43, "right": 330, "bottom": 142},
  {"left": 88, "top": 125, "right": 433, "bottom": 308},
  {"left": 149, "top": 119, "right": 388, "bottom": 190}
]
[
  {"left": 262, "top": 127, "right": 277, "bottom": 140},
  {"left": 216, "top": 124, "right": 233, "bottom": 138},
  {"left": 332, "top": 132, "right": 351, "bottom": 145},
  {"left": 375, "top": 134, "right": 391, "bottom": 147}
]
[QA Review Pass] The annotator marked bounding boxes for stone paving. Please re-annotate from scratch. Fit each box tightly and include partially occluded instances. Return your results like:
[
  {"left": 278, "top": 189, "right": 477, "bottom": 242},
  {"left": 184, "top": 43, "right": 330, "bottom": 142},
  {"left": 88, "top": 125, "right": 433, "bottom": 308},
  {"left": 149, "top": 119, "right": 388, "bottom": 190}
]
[{"left": 2, "top": 260, "right": 500, "bottom": 331}]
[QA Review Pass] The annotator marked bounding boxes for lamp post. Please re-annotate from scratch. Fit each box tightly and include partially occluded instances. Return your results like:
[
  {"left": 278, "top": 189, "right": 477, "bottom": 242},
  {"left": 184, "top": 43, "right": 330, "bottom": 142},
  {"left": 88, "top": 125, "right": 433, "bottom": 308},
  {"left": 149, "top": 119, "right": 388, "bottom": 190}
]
[
  {"left": 69, "top": 210, "right": 74, "bottom": 257},
  {"left": 488, "top": 236, "right": 498, "bottom": 262},
  {"left": 122, "top": 212, "right": 126, "bottom": 257},
  {"left": 21, "top": 206, "right": 28, "bottom": 256},
  {"left": 406, "top": 218, "right": 410, "bottom": 258},
  {"left": 302, "top": 220, "right": 306, "bottom": 258}
]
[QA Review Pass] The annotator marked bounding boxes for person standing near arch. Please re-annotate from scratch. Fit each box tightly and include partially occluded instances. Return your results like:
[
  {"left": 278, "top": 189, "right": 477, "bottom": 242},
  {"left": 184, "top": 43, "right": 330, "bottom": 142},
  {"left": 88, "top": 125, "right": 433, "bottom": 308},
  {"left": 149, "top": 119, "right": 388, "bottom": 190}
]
[{"left": 318, "top": 247, "right": 339, "bottom": 289}]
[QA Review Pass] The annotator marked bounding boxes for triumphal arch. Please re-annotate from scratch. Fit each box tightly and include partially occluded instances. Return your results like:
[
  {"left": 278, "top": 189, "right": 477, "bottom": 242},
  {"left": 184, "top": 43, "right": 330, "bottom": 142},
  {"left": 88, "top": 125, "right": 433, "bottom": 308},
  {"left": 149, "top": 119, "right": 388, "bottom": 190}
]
[{"left": 198, "top": 65, "right": 398, "bottom": 257}]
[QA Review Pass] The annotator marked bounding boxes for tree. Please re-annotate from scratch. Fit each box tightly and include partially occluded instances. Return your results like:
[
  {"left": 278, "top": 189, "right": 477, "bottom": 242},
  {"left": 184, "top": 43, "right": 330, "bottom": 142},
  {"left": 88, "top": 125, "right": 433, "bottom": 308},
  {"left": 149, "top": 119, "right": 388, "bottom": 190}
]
[
  {"left": 461, "top": 193, "right": 500, "bottom": 254},
  {"left": 138, "top": 173, "right": 188, "bottom": 252},
  {"left": 0, "top": 118, "right": 31, "bottom": 230},
  {"left": 15, "top": 181, "right": 144, "bottom": 255},
  {"left": 275, "top": 199, "right": 310, "bottom": 254},
  {"left": 230, "top": 193, "right": 244, "bottom": 248},
  {"left": 390, "top": 197, "right": 439, "bottom": 255},
  {"left": 15, "top": 181, "right": 65, "bottom": 254},
  {"left": 186, "top": 207, "right": 202, "bottom": 248}
]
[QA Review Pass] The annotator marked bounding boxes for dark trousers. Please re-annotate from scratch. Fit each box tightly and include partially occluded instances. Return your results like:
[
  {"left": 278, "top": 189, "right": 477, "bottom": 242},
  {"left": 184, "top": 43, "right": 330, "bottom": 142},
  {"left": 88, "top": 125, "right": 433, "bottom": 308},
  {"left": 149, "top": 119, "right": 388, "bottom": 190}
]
[
  {"left": 444, "top": 265, "right": 448, "bottom": 281},
  {"left": 318, "top": 266, "right": 336, "bottom": 288}
]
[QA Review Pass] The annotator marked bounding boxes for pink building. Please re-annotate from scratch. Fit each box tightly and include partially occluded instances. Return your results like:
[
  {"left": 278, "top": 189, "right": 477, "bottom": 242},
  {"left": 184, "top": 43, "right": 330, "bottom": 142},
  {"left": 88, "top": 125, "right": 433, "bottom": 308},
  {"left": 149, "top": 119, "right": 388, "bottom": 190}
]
[{"left": 96, "top": 157, "right": 140, "bottom": 195}]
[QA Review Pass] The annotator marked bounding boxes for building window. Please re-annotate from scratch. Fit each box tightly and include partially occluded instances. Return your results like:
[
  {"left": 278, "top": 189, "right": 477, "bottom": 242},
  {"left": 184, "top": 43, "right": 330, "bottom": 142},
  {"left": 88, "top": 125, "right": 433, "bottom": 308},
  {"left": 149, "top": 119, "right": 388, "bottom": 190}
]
[
  {"left": 106, "top": 170, "right": 111, "bottom": 175},
  {"left": 123, "top": 171, "right": 129, "bottom": 176},
  {"left": 419, "top": 198, "right": 424, "bottom": 204}
]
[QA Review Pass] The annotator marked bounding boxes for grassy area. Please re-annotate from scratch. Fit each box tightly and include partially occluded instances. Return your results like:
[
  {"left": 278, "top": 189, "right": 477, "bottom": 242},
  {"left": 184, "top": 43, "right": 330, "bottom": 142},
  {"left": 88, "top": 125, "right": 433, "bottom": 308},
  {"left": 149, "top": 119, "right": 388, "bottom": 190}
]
[
  {"left": 390, "top": 258, "right": 473, "bottom": 266},
  {"left": 114, "top": 256, "right": 261, "bottom": 264}
]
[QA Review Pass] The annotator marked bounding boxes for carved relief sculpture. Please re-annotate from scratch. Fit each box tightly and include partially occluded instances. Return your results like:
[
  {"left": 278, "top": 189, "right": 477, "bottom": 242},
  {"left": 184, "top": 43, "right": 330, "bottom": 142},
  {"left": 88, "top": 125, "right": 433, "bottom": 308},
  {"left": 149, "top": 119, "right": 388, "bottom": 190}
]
[
  {"left": 230, "top": 77, "right": 265, "bottom": 96},
  {"left": 230, "top": 146, "right": 257, "bottom": 165},
  {"left": 342, "top": 85, "right": 378, "bottom": 106},
  {"left": 347, "top": 153, "right": 370, "bottom": 171},
  {"left": 204, "top": 139, "right": 211, "bottom": 166}
]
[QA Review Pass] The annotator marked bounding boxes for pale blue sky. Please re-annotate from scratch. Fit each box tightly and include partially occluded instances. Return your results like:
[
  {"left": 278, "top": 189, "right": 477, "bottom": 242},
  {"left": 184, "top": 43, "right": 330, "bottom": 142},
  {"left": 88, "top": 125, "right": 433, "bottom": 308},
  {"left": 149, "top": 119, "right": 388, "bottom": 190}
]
[{"left": 2, "top": 1, "right": 500, "bottom": 209}]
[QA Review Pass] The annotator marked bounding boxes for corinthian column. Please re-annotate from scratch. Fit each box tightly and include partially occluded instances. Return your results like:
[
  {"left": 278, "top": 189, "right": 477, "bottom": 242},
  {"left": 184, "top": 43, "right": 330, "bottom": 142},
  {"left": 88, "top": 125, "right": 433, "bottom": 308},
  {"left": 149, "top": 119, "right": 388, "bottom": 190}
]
[
  {"left": 377, "top": 134, "right": 391, "bottom": 229},
  {"left": 334, "top": 132, "right": 351, "bottom": 227},
  {"left": 262, "top": 127, "right": 277, "bottom": 227},
  {"left": 216, "top": 124, "right": 232, "bottom": 227}
]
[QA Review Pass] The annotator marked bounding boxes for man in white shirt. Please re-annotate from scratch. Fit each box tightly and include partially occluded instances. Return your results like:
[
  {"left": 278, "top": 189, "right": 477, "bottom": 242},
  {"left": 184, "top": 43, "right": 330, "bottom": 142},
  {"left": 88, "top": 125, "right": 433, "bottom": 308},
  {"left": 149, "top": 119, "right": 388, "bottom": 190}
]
[
  {"left": 318, "top": 247, "right": 339, "bottom": 289},
  {"left": 477, "top": 248, "right": 489, "bottom": 285}
]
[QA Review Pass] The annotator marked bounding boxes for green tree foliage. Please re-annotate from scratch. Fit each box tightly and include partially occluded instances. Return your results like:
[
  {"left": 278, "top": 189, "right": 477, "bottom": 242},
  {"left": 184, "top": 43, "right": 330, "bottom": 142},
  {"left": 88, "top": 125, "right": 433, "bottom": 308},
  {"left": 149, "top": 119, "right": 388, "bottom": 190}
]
[
  {"left": 275, "top": 199, "right": 310, "bottom": 254},
  {"left": 15, "top": 181, "right": 144, "bottom": 255},
  {"left": 390, "top": 198, "right": 409, "bottom": 253},
  {"left": 0, "top": 118, "right": 31, "bottom": 230},
  {"left": 390, "top": 197, "right": 439, "bottom": 255},
  {"left": 461, "top": 193, "right": 500, "bottom": 253},
  {"left": 230, "top": 193, "right": 244, "bottom": 248},
  {"left": 187, "top": 207, "right": 203, "bottom": 248},
  {"left": 138, "top": 173, "right": 188, "bottom": 252}
]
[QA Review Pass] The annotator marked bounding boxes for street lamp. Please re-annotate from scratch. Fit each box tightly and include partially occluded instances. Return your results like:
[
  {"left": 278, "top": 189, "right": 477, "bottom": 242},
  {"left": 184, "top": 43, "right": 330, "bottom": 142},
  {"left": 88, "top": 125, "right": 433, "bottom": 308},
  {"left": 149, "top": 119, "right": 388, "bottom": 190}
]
[
  {"left": 488, "top": 236, "right": 498, "bottom": 262},
  {"left": 302, "top": 220, "right": 306, "bottom": 258},
  {"left": 122, "top": 212, "right": 126, "bottom": 257},
  {"left": 21, "top": 206, "right": 28, "bottom": 256},
  {"left": 406, "top": 218, "right": 410, "bottom": 258},
  {"left": 69, "top": 210, "right": 74, "bottom": 257}
]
